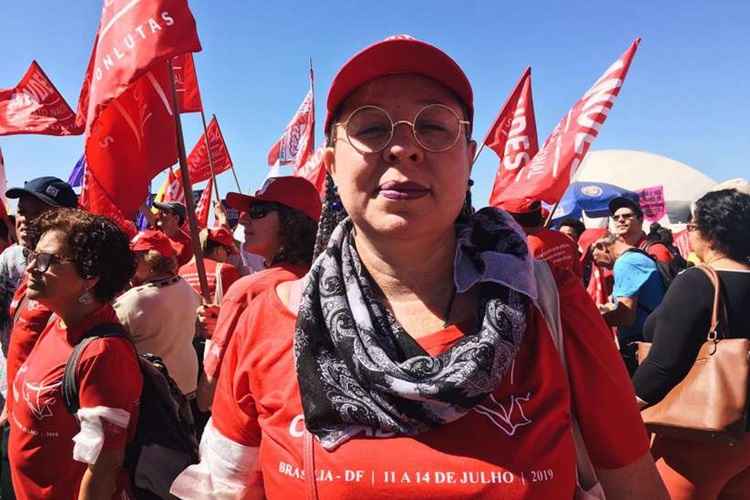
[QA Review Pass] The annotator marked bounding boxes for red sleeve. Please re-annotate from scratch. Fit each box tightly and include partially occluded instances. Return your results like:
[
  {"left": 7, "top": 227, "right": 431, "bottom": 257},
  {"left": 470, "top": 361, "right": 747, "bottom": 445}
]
[
  {"left": 77, "top": 338, "right": 143, "bottom": 451},
  {"left": 211, "top": 311, "right": 261, "bottom": 447},
  {"left": 204, "top": 277, "right": 250, "bottom": 379},
  {"left": 220, "top": 264, "right": 242, "bottom": 295},
  {"left": 646, "top": 243, "right": 673, "bottom": 264},
  {"left": 554, "top": 267, "right": 650, "bottom": 469}
]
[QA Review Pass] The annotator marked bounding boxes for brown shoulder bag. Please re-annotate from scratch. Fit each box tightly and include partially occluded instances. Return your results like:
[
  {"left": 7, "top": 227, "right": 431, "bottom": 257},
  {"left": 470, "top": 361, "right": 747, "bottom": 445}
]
[{"left": 636, "top": 264, "right": 750, "bottom": 443}]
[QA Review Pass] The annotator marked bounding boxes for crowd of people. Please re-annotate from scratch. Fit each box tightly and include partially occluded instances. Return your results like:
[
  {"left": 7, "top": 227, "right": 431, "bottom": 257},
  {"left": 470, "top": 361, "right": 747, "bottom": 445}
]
[{"left": 0, "top": 35, "right": 748, "bottom": 500}]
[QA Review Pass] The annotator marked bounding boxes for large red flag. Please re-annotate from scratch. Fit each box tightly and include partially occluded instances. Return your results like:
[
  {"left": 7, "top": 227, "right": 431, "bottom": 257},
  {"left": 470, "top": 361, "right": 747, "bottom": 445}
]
[
  {"left": 0, "top": 61, "right": 81, "bottom": 136},
  {"left": 500, "top": 39, "right": 641, "bottom": 205},
  {"left": 267, "top": 88, "right": 314, "bottom": 168},
  {"left": 77, "top": 0, "right": 201, "bottom": 221},
  {"left": 295, "top": 146, "right": 326, "bottom": 199},
  {"left": 171, "top": 52, "right": 202, "bottom": 113},
  {"left": 82, "top": 65, "right": 181, "bottom": 219},
  {"left": 195, "top": 178, "right": 212, "bottom": 228},
  {"left": 485, "top": 68, "right": 539, "bottom": 207},
  {"left": 183, "top": 116, "right": 232, "bottom": 183}
]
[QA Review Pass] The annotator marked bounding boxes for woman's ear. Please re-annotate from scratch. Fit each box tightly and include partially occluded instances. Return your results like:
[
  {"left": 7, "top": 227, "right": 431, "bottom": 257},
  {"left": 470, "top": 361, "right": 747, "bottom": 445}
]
[
  {"left": 323, "top": 146, "right": 336, "bottom": 176},
  {"left": 467, "top": 139, "right": 478, "bottom": 172}
]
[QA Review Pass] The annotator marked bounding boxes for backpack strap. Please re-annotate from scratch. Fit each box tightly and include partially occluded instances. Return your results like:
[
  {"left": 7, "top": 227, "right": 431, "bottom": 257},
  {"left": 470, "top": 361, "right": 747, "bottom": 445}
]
[
  {"left": 62, "top": 323, "right": 129, "bottom": 415},
  {"left": 533, "top": 260, "right": 601, "bottom": 494}
]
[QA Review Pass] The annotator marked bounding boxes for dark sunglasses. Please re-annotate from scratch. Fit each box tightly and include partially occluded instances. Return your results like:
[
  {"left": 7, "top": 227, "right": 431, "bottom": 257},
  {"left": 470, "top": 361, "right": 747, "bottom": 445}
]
[
  {"left": 27, "top": 250, "right": 74, "bottom": 273},
  {"left": 248, "top": 203, "right": 279, "bottom": 220}
]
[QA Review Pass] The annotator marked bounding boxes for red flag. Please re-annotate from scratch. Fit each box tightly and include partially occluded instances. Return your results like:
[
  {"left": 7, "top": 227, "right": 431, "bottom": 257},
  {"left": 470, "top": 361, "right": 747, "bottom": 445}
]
[
  {"left": 79, "top": 165, "right": 137, "bottom": 238},
  {"left": 0, "top": 61, "right": 81, "bottom": 136},
  {"left": 500, "top": 39, "right": 641, "bottom": 205},
  {"left": 78, "top": 0, "right": 201, "bottom": 221},
  {"left": 76, "top": 1, "right": 202, "bottom": 131},
  {"left": 295, "top": 146, "right": 326, "bottom": 199},
  {"left": 171, "top": 52, "right": 202, "bottom": 113},
  {"left": 267, "top": 88, "right": 314, "bottom": 168},
  {"left": 195, "top": 178, "right": 212, "bottom": 228},
  {"left": 163, "top": 167, "right": 187, "bottom": 204},
  {"left": 81, "top": 64, "right": 180, "bottom": 219},
  {"left": 183, "top": 116, "right": 232, "bottom": 183},
  {"left": 485, "top": 68, "right": 539, "bottom": 207}
]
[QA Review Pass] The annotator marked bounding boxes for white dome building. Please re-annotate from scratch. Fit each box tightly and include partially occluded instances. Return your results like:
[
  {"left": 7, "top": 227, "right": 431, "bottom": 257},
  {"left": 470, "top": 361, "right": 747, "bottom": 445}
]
[{"left": 576, "top": 149, "right": 717, "bottom": 223}]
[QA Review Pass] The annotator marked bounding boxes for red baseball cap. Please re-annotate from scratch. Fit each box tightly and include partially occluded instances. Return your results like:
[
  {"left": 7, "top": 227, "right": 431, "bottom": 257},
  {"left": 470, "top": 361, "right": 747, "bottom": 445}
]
[
  {"left": 225, "top": 176, "right": 322, "bottom": 222},
  {"left": 325, "top": 35, "right": 474, "bottom": 132},
  {"left": 130, "top": 229, "right": 177, "bottom": 258},
  {"left": 206, "top": 227, "right": 238, "bottom": 254},
  {"left": 496, "top": 199, "right": 541, "bottom": 215}
]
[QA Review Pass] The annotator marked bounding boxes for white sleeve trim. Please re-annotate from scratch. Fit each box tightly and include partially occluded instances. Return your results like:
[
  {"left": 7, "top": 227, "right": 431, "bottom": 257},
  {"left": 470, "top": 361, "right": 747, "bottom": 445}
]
[
  {"left": 72, "top": 406, "right": 131, "bottom": 465},
  {"left": 170, "top": 417, "right": 259, "bottom": 499}
]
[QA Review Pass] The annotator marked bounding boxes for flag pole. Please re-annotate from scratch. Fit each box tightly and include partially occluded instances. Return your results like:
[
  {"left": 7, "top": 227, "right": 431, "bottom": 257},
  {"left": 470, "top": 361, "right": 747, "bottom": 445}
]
[
  {"left": 167, "top": 59, "right": 211, "bottom": 301},
  {"left": 199, "top": 109, "right": 222, "bottom": 202},
  {"left": 309, "top": 57, "right": 315, "bottom": 152}
]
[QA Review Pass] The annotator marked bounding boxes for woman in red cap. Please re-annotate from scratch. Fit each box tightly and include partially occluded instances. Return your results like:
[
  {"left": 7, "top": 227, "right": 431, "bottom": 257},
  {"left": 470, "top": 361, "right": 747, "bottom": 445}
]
[
  {"left": 172, "top": 36, "right": 666, "bottom": 499},
  {"left": 198, "top": 176, "right": 320, "bottom": 404},
  {"left": 114, "top": 229, "right": 201, "bottom": 399}
]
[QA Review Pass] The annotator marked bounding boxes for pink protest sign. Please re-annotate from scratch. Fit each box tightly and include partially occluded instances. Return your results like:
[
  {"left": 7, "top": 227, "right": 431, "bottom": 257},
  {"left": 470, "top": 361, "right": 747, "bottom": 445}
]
[{"left": 638, "top": 185, "right": 666, "bottom": 222}]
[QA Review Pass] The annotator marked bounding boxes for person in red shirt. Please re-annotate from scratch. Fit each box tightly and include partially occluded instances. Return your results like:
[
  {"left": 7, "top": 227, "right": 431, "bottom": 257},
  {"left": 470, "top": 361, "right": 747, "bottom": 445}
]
[
  {"left": 198, "top": 176, "right": 320, "bottom": 398},
  {"left": 152, "top": 201, "right": 194, "bottom": 267},
  {"left": 500, "top": 199, "right": 583, "bottom": 277},
  {"left": 171, "top": 35, "right": 666, "bottom": 499},
  {"left": 9, "top": 209, "right": 141, "bottom": 500},
  {"left": 609, "top": 197, "right": 673, "bottom": 264},
  {"left": 179, "top": 227, "right": 242, "bottom": 303}
]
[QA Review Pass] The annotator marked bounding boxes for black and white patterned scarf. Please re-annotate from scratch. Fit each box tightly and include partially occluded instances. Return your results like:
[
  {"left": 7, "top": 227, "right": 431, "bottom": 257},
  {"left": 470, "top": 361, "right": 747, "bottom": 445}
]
[{"left": 294, "top": 208, "right": 535, "bottom": 450}]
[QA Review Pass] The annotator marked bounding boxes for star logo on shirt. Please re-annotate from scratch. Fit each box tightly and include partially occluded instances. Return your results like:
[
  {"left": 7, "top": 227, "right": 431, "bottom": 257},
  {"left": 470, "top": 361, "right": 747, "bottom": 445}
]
[
  {"left": 22, "top": 373, "right": 62, "bottom": 421},
  {"left": 474, "top": 392, "right": 533, "bottom": 436}
]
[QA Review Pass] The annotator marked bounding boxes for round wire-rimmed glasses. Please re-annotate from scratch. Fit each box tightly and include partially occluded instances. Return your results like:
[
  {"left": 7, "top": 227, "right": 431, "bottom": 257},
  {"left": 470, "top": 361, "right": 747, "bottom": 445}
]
[{"left": 336, "top": 104, "right": 471, "bottom": 154}]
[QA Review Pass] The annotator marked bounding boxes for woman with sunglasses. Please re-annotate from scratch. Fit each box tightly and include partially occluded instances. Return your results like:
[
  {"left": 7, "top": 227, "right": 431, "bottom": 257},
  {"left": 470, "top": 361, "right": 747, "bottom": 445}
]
[
  {"left": 198, "top": 176, "right": 320, "bottom": 404},
  {"left": 172, "top": 36, "right": 665, "bottom": 499},
  {"left": 632, "top": 189, "right": 750, "bottom": 499},
  {"left": 8, "top": 209, "right": 141, "bottom": 499}
]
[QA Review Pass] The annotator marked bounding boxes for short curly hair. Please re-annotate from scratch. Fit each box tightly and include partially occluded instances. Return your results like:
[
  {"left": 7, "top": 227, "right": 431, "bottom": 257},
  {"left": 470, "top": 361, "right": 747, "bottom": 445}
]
[
  {"left": 271, "top": 204, "right": 318, "bottom": 266},
  {"left": 693, "top": 189, "right": 750, "bottom": 262},
  {"left": 27, "top": 209, "right": 136, "bottom": 302}
]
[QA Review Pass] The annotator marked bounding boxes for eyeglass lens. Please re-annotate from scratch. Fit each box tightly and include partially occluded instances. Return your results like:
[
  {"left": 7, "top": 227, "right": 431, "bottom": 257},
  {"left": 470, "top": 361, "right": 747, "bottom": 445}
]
[
  {"left": 28, "top": 251, "right": 53, "bottom": 272},
  {"left": 345, "top": 104, "right": 462, "bottom": 153}
]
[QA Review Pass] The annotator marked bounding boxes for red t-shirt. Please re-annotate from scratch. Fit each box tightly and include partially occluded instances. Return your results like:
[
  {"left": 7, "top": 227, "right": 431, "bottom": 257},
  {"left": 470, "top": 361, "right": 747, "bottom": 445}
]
[
  {"left": 179, "top": 258, "right": 242, "bottom": 302},
  {"left": 168, "top": 229, "right": 194, "bottom": 267},
  {"left": 527, "top": 229, "right": 582, "bottom": 277},
  {"left": 6, "top": 275, "right": 54, "bottom": 414},
  {"left": 210, "top": 269, "right": 648, "bottom": 499},
  {"left": 203, "top": 263, "right": 308, "bottom": 381},
  {"left": 8, "top": 305, "right": 142, "bottom": 500}
]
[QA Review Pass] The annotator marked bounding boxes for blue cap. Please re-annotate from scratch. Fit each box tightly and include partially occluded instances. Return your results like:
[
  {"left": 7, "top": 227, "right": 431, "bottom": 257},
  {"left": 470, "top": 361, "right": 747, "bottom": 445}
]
[{"left": 6, "top": 176, "right": 77, "bottom": 209}]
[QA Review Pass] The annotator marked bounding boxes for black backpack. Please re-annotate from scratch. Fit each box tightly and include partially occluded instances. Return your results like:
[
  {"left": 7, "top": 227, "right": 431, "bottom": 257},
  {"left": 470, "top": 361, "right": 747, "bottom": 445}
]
[
  {"left": 63, "top": 323, "right": 199, "bottom": 499},
  {"left": 626, "top": 245, "right": 686, "bottom": 290}
]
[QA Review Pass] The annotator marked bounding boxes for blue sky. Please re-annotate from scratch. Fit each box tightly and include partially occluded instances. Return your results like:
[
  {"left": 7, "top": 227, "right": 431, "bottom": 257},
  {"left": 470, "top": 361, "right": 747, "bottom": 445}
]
[{"left": 1, "top": 0, "right": 748, "bottom": 209}]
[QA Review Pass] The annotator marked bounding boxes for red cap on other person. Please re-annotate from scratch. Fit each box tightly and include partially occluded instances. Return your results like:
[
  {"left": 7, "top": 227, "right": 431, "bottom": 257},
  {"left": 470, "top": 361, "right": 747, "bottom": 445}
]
[
  {"left": 325, "top": 35, "right": 474, "bottom": 132},
  {"left": 497, "top": 198, "right": 541, "bottom": 215},
  {"left": 206, "top": 227, "right": 238, "bottom": 254},
  {"left": 226, "top": 176, "right": 322, "bottom": 222},
  {"left": 131, "top": 229, "right": 177, "bottom": 258}
]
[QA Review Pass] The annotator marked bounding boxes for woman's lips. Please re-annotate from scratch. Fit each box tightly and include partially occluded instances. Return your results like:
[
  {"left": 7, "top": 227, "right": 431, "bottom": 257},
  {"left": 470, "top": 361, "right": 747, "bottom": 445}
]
[{"left": 378, "top": 181, "right": 430, "bottom": 200}]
